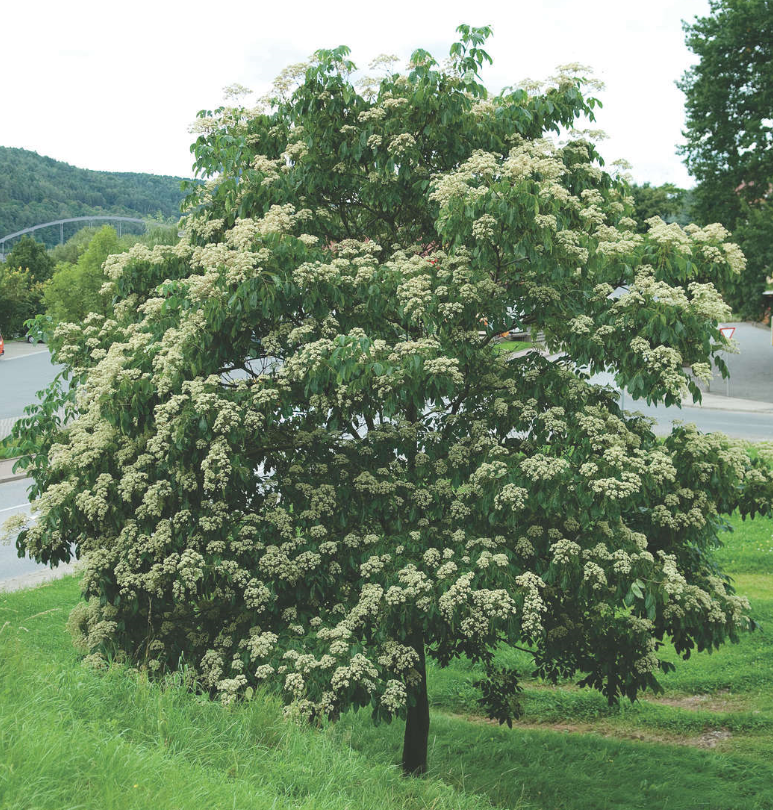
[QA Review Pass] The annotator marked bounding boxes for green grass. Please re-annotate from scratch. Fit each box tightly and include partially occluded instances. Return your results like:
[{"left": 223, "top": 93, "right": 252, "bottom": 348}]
[
  {"left": 493, "top": 340, "right": 536, "bottom": 355},
  {"left": 715, "top": 512, "right": 773, "bottom": 575},
  {"left": 349, "top": 713, "right": 773, "bottom": 810},
  {"left": 0, "top": 580, "right": 496, "bottom": 810},
  {"left": 3, "top": 512, "right": 773, "bottom": 809}
]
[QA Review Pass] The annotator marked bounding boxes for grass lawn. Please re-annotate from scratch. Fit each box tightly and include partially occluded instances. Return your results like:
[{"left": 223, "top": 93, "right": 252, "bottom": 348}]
[
  {"left": 493, "top": 340, "right": 536, "bottom": 355},
  {"left": 2, "top": 511, "right": 773, "bottom": 809}
]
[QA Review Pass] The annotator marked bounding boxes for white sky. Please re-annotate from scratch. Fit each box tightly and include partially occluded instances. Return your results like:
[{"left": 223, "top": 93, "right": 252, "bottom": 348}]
[{"left": 1, "top": 0, "right": 709, "bottom": 187}]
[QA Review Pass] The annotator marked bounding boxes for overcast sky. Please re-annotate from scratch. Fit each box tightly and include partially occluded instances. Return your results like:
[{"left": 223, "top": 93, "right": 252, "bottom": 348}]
[{"left": 1, "top": 0, "right": 710, "bottom": 186}]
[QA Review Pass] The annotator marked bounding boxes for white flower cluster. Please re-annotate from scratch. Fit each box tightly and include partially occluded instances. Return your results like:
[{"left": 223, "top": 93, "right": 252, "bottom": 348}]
[
  {"left": 589, "top": 472, "right": 641, "bottom": 501},
  {"left": 377, "top": 641, "right": 419, "bottom": 673},
  {"left": 472, "top": 214, "right": 496, "bottom": 241},
  {"left": 583, "top": 561, "right": 608, "bottom": 590},
  {"left": 551, "top": 538, "right": 581, "bottom": 565},
  {"left": 387, "top": 133, "right": 416, "bottom": 156},
  {"left": 629, "top": 336, "right": 688, "bottom": 399},
  {"left": 330, "top": 653, "right": 379, "bottom": 693},
  {"left": 493, "top": 484, "right": 529, "bottom": 512},
  {"left": 380, "top": 679, "right": 408, "bottom": 711},
  {"left": 515, "top": 572, "right": 546, "bottom": 635},
  {"left": 520, "top": 454, "right": 569, "bottom": 481}
]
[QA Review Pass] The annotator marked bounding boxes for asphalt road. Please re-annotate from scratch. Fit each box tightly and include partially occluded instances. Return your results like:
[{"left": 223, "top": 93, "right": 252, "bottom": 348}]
[
  {"left": 624, "top": 400, "right": 773, "bottom": 441},
  {"left": 0, "top": 342, "right": 63, "bottom": 419}
]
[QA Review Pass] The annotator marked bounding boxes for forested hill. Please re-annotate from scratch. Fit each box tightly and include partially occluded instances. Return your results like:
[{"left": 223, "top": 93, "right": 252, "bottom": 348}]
[{"left": 0, "top": 147, "right": 190, "bottom": 246}]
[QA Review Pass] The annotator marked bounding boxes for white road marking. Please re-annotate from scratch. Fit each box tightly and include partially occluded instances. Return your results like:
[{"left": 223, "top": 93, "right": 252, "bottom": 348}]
[
  {"left": 0, "top": 503, "right": 30, "bottom": 514},
  {"left": 0, "top": 350, "right": 49, "bottom": 361}
]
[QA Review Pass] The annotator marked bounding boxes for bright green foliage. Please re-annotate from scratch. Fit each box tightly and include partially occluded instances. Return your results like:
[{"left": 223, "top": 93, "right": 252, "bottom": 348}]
[
  {"left": 3, "top": 234, "right": 55, "bottom": 283},
  {"left": 48, "top": 223, "right": 180, "bottom": 268},
  {"left": 12, "top": 28, "right": 773, "bottom": 773},
  {"left": 0, "top": 265, "right": 42, "bottom": 335},
  {"left": 43, "top": 226, "right": 122, "bottom": 323},
  {"left": 48, "top": 226, "right": 103, "bottom": 266},
  {"left": 679, "top": 0, "right": 773, "bottom": 319}
]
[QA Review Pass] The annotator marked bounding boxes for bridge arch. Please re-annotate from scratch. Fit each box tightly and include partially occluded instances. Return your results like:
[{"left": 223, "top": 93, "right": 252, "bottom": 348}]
[{"left": 0, "top": 216, "right": 155, "bottom": 258}]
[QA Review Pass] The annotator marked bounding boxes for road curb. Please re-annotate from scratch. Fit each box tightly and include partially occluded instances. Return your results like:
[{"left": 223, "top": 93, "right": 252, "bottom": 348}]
[
  {"left": 0, "top": 473, "right": 30, "bottom": 485},
  {"left": 0, "top": 564, "right": 79, "bottom": 593},
  {"left": 0, "top": 457, "right": 30, "bottom": 485},
  {"left": 685, "top": 401, "right": 773, "bottom": 415}
]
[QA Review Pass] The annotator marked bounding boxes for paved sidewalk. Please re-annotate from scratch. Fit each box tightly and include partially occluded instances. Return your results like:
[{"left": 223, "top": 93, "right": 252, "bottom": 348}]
[{"left": 690, "top": 392, "right": 773, "bottom": 413}]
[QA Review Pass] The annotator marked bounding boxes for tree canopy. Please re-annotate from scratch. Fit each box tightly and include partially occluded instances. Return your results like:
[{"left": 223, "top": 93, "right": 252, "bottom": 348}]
[
  {"left": 12, "top": 28, "right": 773, "bottom": 775},
  {"left": 3, "top": 235, "right": 55, "bottom": 283},
  {"left": 0, "top": 266, "right": 41, "bottom": 336},
  {"left": 679, "top": 0, "right": 773, "bottom": 317},
  {"left": 0, "top": 235, "right": 50, "bottom": 335},
  {"left": 627, "top": 183, "right": 691, "bottom": 234},
  {"left": 42, "top": 226, "right": 121, "bottom": 324}
]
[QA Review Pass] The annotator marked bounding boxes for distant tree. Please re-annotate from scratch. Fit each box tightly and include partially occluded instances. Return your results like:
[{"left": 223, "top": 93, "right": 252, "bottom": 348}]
[
  {"left": 4, "top": 235, "right": 55, "bottom": 283},
  {"left": 44, "top": 226, "right": 121, "bottom": 323},
  {"left": 724, "top": 201, "right": 773, "bottom": 314},
  {"left": 628, "top": 183, "right": 689, "bottom": 233},
  {"left": 48, "top": 227, "right": 101, "bottom": 266},
  {"left": 139, "top": 222, "right": 182, "bottom": 247},
  {"left": 12, "top": 29, "right": 773, "bottom": 778},
  {"left": 0, "top": 266, "right": 41, "bottom": 335},
  {"left": 48, "top": 222, "right": 180, "bottom": 269},
  {"left": 679, "top": 0, "right": 773, "bottom": 318}
]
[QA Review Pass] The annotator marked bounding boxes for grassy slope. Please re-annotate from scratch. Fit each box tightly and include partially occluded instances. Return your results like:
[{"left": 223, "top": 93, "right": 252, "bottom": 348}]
[
  {"left": 0, "top": 579, "right": 494, "bottom": 810},
  {"left": 2, "top": 511, "right": 773, "bottom": 809}
]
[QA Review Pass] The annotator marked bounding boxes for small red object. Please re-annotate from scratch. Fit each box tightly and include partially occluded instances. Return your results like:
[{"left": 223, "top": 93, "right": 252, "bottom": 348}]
[{"left": 719, "top": 326, "right": 736, "bottom": 340}]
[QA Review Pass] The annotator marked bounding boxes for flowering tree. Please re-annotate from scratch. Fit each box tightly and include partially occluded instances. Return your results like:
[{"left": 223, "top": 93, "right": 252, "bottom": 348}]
[{"left": 12, "top": 28, "right": 773, "bottom": 775}]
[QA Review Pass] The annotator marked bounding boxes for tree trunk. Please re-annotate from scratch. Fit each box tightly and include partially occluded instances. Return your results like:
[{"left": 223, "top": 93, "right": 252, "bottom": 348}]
[{"left": 402, "top": 631, "right": 430, "bottom": 776}]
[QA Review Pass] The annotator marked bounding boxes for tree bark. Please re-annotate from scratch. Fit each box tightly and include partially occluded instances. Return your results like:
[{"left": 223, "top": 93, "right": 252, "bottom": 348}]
[{"left": 402, "top": 631, "right": 430, "bottom": 776}]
